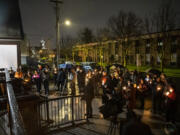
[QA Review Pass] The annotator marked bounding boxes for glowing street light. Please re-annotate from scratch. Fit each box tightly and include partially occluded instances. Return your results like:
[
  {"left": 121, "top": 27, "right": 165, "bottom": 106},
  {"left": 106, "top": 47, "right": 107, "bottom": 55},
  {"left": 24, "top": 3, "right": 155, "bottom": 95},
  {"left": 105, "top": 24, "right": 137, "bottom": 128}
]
[{"left": 65, "top": 20, "right": 71, "bottom": 26}]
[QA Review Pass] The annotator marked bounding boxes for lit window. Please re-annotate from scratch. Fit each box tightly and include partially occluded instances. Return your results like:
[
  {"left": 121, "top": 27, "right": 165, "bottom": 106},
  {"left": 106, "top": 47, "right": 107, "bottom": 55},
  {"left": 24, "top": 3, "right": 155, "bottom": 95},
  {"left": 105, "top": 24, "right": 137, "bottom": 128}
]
[
  {"left": 171, "top": 53, "right": 177, "bottom": 63},
  {"left": 146, "top": 39, "right": 150, "bottom": 47},
  {"left": 157, "top": 55, "right": 161, "bottom": 63},
  {"left": 146, "top": 54, "right": 150, "bottom": 62},
  {"left": 158, "top": 39, "right": 163, "bottom": 46}
]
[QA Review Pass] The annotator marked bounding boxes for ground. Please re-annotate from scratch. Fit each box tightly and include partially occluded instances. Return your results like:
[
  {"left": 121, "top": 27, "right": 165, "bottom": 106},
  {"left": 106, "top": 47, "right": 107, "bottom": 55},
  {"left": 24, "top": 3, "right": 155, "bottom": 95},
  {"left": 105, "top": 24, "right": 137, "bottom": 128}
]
[
  {"left": 33, "top": 76, "right": 180, "bottom": 135},
  {"left": 50, "top": 98, "right": 168, "bottom": 135}
]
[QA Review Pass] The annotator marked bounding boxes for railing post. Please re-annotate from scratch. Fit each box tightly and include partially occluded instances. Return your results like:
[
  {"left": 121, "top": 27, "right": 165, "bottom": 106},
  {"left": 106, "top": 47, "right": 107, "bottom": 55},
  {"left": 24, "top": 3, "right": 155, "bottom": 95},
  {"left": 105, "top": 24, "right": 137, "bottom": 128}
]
[
  {"left": 45, "top": 97, "right": 50, "bottom": 123},
  {"left": 71, "top": 95, "right": 75, "bottom": 126},
  {"left": 86, "top": 99, "right": 89, "bottom": 123}
]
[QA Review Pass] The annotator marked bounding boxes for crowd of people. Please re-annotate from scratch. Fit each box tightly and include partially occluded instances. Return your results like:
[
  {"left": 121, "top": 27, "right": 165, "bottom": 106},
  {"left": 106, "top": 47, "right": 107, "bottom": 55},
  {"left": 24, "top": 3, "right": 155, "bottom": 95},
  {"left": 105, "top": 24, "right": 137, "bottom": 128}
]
[
  {"left": 7, "top": 64, "right": 177, "bottom": 123},
  {"left": 75, "top": 66, "right": 177, "bottom": 123}
]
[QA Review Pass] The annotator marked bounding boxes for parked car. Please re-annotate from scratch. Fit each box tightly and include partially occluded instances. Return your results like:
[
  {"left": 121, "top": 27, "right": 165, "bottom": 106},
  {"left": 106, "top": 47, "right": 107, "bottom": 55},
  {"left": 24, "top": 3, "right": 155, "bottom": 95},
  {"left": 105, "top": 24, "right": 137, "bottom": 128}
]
[
  {"left": 147, "top": 68, "right": 161, "bottom": 76},
  {"left": 83, "top": 65, "right": 93, "bottom": 72}
]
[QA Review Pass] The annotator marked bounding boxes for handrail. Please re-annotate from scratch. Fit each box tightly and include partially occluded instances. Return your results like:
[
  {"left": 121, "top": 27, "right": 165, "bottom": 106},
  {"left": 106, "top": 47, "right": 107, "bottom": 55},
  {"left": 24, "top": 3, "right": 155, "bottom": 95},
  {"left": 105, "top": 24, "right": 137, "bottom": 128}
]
[
  {"left": 39, "top": 94, "right": 87, "bottom": 131},
  {"left": 4, "top": 69, "right": 26, "bottom": 135}
]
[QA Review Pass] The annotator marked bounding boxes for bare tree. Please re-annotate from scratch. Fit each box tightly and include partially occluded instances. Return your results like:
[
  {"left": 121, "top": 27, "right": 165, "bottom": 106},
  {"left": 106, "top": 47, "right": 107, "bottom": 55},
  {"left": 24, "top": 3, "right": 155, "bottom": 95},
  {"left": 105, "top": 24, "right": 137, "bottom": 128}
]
[
  {"left": 153, "top": 0, "right": 177, "bottom": 72},
  {"left": 60, "top": 35, "right": 77, "bottom": 61},
  {"left": 78, "top": 27, "right": 94, "bottom": 44},
  {"left": 95, "top": 27, "right": 113, "bottom": 42},
  {"left": 107, "top": 10, "right": 142, "bottom": 67}
]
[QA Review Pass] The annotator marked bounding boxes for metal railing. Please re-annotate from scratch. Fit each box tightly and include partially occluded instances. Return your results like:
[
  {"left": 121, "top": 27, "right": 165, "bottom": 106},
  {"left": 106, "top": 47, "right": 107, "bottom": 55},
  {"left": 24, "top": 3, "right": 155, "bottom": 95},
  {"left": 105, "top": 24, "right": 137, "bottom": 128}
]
[
  {"left": 39, "top": 95, "right": 87, "bottom": 131},
  {"left": 0, "top": 68, "right": 26, "bottom": 135},
  {"left": 0, "top": 68, "right": 87, "bottom": 134}
]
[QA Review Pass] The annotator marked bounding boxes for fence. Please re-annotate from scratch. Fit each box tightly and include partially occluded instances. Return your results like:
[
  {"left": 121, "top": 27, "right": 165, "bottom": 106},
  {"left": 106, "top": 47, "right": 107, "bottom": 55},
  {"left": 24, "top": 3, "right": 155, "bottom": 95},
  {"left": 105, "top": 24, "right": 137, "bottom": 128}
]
[
  {"left": 0, "top": 68, "right": 87, "bottom": 134},
  {"left": 39, "top": 95, "right": 87, "bottom": 132},
  {"left": 0, "top": 68, "right": 26, "bottom": 135}
]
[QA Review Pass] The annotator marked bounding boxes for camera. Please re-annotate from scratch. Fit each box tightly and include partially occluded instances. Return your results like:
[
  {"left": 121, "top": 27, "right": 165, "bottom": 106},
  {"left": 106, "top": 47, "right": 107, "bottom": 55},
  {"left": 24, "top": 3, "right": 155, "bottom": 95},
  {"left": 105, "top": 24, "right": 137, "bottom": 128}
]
[{"left": 99, "top": 90, "right": 124, "bottom": 119}]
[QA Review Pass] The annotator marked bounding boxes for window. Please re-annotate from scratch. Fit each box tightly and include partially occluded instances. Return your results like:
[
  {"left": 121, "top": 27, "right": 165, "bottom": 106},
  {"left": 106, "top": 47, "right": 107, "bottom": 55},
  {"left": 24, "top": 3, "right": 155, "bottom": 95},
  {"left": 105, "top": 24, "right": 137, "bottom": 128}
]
[
  {"left": 171, "top": 53, "right": 177, "bottom": 63},
  {"left": 146, "top": 54, "right": 150, "bottom": 64},
  {"left": 146, "top": 39, "right": 150, "bottom": 47},
  {"left": 0, "top": 45, "right": 18, "bottom": 70},
  {"left": 157, "top": 55, "right": 161, "bottom": 64},
  {"left": 171, "top": 36, "right": 178, "bottom": 46},
  {"left": 108, "top": 43, "right": 111, "bottom": 54},
  {"left": 135, "top": 40, "right": 140, "bottom": 54},
  {"left": 158, "top": 39, "right": 163, "bottom": 46},
  {"left": 146, "top": 39, "right": 150, "bottom": 53},
  {"left": 115, "top": 42, "right": 119, "bottom": 55},
  {"left": 171, "top": 36, "right": 177, "bottom": 53}
]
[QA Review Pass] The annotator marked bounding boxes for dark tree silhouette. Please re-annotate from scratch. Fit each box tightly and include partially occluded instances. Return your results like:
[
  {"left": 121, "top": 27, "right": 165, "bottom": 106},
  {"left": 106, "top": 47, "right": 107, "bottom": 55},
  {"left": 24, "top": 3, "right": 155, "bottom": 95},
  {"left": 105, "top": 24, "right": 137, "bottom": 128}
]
[
  {"left": 107, "top": 10, "right": 142, "bottom": 67},
  {"left": 79, "top": 27, "right": 94, "bottom": 44},
  {"left": 144, "top": 0, "right": 177, "bottom": 72}
]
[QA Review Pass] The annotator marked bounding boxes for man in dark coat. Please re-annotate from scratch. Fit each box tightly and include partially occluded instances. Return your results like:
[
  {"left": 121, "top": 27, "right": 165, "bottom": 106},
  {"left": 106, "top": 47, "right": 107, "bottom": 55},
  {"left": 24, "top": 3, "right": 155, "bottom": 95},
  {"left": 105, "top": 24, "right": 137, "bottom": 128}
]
[
  {"left": 42, "top": 66, "right": 50, "bottom": 95},
  {"left": 77, "top": 68, "right": 85, "bottom": 93},
  {"left": 57, "top": 68, "right": 66, "bottom": 92},
  {"left": 84, "top": 71, "right": 94, "bottom": 118}
]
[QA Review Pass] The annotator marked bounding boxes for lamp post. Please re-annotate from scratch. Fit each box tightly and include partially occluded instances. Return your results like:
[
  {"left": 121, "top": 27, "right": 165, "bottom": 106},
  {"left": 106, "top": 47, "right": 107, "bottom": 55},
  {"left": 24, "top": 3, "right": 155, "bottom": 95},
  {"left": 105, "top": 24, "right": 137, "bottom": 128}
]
[
  {"left": 50, "top": 0, "right": 62, "bottom": 66},
  {"left": 50, "top": 0, "right": 71, "bottom": 66}
]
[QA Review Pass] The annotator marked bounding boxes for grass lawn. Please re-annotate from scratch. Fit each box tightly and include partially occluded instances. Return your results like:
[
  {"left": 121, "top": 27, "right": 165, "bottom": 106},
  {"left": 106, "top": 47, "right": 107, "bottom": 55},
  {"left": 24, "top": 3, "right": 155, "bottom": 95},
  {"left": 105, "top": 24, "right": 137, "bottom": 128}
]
[{"left": 126, "top": 65, "right": 180, "bottom": 78}]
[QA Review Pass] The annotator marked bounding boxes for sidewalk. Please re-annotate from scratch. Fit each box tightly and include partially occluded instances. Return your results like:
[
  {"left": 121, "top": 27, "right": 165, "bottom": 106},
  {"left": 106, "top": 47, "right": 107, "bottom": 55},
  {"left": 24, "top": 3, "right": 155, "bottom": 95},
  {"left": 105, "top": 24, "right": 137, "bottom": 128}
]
[{"left": 51, "top": 98, "right": 167, "bottom": 135}]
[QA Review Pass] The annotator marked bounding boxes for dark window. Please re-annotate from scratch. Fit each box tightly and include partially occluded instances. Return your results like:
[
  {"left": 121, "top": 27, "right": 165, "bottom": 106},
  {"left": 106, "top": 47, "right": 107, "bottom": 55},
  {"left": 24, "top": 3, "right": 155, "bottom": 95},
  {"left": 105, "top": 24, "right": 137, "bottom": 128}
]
[
  {"left": 115, "top": 42, "right": 119, "bottom": 55},
  {"left": 158, "top": 38, "right": 163, "bottom": 46},
  {"left": 171, "top": 36, "right": 177, "bottom": 53},
  {"left": 108, "top": 43, "right": 111, "bottom": 54},
  {"left": 146, "top": 39, "right": 151, "bottom": 53},
  {"left": 135, "top": 40, "right": 140, "bottom": 54},
  {"left": 146, "top": 47, "right": 150, "bottom": 53},
  {"left": 118, "top": 56, "right": 121, "bottom": 63}
]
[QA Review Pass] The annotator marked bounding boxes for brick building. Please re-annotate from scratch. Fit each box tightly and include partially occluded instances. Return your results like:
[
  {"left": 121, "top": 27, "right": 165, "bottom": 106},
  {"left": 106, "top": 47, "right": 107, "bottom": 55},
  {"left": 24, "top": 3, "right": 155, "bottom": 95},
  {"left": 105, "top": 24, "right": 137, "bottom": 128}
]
[{"left": 72, "top": 29, "right": 180, "bottom": 67}]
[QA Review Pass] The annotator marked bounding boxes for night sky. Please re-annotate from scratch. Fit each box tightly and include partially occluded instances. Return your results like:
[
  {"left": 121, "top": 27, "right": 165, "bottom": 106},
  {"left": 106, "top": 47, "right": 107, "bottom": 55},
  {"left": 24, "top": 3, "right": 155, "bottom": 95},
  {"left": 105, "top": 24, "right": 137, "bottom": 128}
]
[{"left": 19, "top": 0, "right": 180, "bottom": 47}]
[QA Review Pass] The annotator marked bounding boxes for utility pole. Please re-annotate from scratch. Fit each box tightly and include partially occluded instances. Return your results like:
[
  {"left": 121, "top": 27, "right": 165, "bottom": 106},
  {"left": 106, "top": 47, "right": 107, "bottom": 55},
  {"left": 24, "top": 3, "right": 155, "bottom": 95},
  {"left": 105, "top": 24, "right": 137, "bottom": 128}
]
[{"left": 50, "top": 0, "right": 63, "bottom": 66}]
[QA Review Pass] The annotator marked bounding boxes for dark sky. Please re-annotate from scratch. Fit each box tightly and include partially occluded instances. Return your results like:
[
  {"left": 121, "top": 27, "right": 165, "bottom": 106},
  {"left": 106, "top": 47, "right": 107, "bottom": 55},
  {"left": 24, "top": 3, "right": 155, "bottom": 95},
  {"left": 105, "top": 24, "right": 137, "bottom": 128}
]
[{"left": 19, "top": 0, "right": 180, "bottom": 46}]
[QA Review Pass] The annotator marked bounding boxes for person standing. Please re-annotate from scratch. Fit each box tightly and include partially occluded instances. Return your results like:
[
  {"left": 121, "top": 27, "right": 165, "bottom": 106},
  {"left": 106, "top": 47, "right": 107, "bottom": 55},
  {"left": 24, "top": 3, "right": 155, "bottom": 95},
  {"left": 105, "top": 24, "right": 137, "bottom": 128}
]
[
  {"left": 69, "top": 68, "right": 76, "bottom": 96},
  {"left": 57, "top": 68, "right": 66, "bottom": 93},
  {"left": 37, "top": 65, "right": 43, "bottom": 92},
  {"left": 53, "top": 67, "right": 58, "bottom": 90},
  {"left": 14, "top": 67, "right": 23, "bottom": 79},
  {"left": 164, "top": 85, "right": 177, "bottom": 123},
  {"left": 32, "top": 70, "right": 41, "bottom": 94},
  {"left": 155, "top": 77, "right": 164, "bottom": 114},
  {"left": 77, "top": 68, "right": 86, "bottom": 94},
  {"left": 137, "top": 79, "right": 148, "bottom": 109},
  {"left": 42, "top": 66, "right": 50, "bottom": 96},
  {"left": 84, "top": 71, "right": 94, "bottom": 118},
  {"left": 151, "top": 74, "right": 158, "bottom": 113}
]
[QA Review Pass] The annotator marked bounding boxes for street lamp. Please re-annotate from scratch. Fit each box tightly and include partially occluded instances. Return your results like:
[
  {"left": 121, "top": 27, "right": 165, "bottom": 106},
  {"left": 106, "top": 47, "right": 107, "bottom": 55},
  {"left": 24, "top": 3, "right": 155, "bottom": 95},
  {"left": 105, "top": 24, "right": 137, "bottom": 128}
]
[
  {"left": 58, "top": 19, "right": 71, "bottom": 62},
  {"left": 64, "top": 20, "right": 71, "bottom": 26}
]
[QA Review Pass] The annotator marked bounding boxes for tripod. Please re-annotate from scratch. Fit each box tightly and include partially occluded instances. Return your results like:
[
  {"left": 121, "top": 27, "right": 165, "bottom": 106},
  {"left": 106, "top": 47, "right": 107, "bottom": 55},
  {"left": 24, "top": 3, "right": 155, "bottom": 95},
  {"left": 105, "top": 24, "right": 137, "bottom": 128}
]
[{"left": 107, "top": 115, "right": 119, "bottom": 135}]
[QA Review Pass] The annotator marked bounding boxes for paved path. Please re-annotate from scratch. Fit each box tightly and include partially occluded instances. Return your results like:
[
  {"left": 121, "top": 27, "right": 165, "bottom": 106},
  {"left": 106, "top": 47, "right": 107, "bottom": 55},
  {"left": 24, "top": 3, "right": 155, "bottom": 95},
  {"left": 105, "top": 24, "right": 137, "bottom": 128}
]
[{"left": 51, "top": 98, "right": 167, "bottom": 135}]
